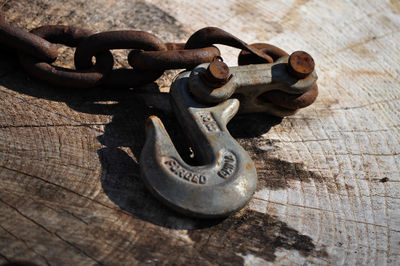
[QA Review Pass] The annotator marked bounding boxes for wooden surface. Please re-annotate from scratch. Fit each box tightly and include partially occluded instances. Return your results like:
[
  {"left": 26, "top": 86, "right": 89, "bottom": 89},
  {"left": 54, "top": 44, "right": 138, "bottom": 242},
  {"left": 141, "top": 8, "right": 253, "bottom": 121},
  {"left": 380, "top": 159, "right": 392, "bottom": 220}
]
[{"left": 1, "top": 0, "right": 400, "bottom": 265}]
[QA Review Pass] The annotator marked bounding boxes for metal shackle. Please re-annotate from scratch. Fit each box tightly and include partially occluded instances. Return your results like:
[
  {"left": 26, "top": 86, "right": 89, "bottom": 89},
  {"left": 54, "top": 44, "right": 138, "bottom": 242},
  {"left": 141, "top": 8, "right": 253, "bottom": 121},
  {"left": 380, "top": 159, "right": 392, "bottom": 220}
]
[{"left": 189, "top": 53, "right": 318, "bottom": 117}]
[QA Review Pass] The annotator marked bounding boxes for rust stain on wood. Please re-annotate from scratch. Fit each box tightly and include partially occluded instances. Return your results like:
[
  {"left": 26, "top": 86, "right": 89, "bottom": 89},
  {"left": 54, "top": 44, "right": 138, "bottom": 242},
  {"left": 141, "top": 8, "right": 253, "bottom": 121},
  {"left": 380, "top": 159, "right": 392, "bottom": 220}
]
[
  {"left": 390, "top": 0, "right": 400, "bottom": 14},
  {"left": 282, "top": 0, "right": 310, "bottom": 27},
  {"left": 187, "top": 210, "right": 329, "bottom": 263}
]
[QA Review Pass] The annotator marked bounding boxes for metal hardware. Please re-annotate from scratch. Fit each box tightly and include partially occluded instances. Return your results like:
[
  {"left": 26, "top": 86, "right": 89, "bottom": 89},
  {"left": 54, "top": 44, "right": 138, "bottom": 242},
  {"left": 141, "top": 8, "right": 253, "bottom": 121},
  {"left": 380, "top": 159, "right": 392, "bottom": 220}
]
[
  {"left": 128, "top": 45, "right": 221, "bottom": 71},
  {"left": 140, "top": 69, "right": 257, "bottom": 218},
  {"left": 189, "top": 52, "right": 318, "bottom": 117},
  {"left": 199, "top": 56, "right": 231, "bottom": 88},
  {"left": 287, "top": 51, "right": 315, "bottom": 79},
  {"left": 185, "top": 27, "right": 273, "bottom": 63},
  {"left": 0, "top": 15, "right": 58, "bottom": 62},
  {"left": 0, "top": 13, "right": 322, "bottom": 218},
  {"left": 18, "top": 25, "right": 114, "bottom": 88},
  {"left": 0, "top": 13, "right": 319, "bottom": 114},
  {"left": 139, "top": 53, "right": 317, "bottom": 217}
]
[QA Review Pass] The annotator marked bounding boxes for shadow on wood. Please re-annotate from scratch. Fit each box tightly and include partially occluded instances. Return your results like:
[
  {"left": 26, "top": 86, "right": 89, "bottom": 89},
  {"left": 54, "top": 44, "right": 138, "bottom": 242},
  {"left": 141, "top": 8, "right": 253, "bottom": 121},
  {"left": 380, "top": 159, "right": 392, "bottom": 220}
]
[{"left": 95, "top": 94, "right": 283, "bottom": 229}]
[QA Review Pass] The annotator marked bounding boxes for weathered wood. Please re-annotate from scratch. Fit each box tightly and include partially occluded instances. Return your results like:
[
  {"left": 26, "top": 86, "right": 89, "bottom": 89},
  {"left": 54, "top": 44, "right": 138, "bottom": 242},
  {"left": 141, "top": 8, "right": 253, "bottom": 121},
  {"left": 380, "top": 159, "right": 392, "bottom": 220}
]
[{"left": 0, "top": 0, "right": 399, "bottom": 265}]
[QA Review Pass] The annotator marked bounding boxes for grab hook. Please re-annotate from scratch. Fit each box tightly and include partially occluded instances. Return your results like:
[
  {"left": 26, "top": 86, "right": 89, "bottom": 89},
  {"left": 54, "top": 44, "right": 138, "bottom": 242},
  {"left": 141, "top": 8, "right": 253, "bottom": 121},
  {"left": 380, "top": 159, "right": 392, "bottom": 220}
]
[{"left": 140, "top": 70, "right": 257, "bottom": 218}]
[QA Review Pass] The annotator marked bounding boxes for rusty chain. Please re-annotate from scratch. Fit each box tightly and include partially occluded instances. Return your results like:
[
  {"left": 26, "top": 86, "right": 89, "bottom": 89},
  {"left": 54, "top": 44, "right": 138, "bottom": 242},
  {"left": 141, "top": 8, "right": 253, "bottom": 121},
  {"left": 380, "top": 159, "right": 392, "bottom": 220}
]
[{"left": 0, "top": 14, "right": 318, "bottom": 111}]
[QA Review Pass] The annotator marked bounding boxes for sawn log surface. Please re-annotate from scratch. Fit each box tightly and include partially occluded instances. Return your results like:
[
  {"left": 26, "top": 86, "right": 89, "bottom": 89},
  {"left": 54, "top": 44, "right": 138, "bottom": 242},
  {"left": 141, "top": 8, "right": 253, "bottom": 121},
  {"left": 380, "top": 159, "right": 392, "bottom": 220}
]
[{"left": 0, "top": 0, "right": 399, "bottom": 265}]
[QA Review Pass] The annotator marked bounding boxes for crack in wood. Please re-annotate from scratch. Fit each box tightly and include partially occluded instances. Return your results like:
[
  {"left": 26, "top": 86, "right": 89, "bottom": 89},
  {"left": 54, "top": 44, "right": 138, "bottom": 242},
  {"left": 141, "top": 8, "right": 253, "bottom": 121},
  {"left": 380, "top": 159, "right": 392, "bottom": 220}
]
[
  {"left": 41, "top": 203, "right": 89, "bottom": 225},
  {"left": 54, "top": 233, "right": 105, "bottom": 266},
  {"left": 0, "top": 197, "right": 103, "bottom": 265},
  {"left": 0, "top": 224, "right": 51, "bottom": 266},
  {"left": 0, "top": 165, "right": 122, "bottom": 213},
  {"left": 0, "top": 123, "right": 108, "bottom": 129}
]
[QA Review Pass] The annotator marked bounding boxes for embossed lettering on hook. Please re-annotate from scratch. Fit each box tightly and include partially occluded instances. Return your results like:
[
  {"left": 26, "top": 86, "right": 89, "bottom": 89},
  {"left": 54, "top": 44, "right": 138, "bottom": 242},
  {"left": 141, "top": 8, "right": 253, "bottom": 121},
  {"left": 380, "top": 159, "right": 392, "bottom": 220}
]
[{"left": 140, "top": 70, "right": 257, "bottom": 218}]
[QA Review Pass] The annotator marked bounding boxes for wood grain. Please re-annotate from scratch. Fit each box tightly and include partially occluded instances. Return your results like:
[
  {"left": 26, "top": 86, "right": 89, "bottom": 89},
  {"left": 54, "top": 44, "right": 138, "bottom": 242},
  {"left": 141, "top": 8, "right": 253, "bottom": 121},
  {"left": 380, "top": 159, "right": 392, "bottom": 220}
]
[{"left": 0, "top": 0, "right": 399, "bottom": 265}]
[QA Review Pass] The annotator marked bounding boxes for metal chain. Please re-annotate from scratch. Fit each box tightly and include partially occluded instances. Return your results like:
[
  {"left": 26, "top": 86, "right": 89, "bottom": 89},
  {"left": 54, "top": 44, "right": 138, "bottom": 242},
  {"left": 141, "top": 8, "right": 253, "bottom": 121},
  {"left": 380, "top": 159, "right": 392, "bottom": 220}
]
[{"left": 0, "top": 14, "right": 318, "bottom": 111}]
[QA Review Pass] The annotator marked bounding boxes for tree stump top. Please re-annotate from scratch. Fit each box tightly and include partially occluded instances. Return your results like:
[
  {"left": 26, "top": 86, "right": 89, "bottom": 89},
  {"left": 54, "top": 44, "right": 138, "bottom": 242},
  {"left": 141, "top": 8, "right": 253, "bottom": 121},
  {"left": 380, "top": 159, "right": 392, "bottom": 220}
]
[{"left": 1, "top": 0, "right": 399, "bottom": 265}]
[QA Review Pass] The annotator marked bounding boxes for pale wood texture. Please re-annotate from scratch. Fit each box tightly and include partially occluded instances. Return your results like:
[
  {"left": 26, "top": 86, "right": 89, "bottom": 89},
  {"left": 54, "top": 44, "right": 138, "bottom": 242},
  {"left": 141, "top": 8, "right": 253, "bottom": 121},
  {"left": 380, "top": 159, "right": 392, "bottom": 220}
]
[{"left": 1, "top": 0, "right": 400, "bottom": 265}]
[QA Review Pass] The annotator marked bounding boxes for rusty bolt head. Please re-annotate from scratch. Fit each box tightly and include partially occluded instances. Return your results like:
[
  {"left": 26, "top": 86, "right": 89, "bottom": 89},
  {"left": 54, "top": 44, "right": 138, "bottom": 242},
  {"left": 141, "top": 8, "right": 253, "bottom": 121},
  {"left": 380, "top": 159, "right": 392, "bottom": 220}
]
[
  {"left": 287, "top": 51, "right": 315, "bottom": 79},
  {"left": 200, "top": 56, "right": 231, "bottom": 88}
]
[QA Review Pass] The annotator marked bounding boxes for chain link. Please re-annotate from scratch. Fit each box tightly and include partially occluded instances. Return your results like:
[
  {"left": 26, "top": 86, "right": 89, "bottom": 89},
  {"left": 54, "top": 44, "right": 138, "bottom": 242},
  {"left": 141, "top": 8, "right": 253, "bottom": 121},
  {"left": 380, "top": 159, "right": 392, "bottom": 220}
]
[
  {"left": 0, "top": 14, "right": 318, "bottom": 111},
  {"left": 0, "top": 16, "right": 58, "bottom": 62},
  {"left": 18, "top": 25, "right": 114, "bottom": 88},
  {"left": 128, "top": 46, "right": 220, "bottom": 71}
]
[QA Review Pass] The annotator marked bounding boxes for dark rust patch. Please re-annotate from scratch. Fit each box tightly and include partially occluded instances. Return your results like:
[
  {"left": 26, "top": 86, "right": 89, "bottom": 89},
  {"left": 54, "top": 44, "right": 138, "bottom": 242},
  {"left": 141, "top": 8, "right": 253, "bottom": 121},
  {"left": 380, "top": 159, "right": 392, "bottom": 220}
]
[
  {"left": 227, "top": 114, "right": 334, "bottom": 191},
  {"left": 325, "top": 98, "right": 339, "bottom": 108},
  {"left": 200, "top": 56, "right": 231, "bottom": 88},
  {"left": 287, "top": 51, "right": 315, "bottom": 79},
  {"left": 188, "top": 210, "right": 329, "bottom": 263},
  {"left": 103, "top": 209, "right": 329, "bottom": 264},
  {"left": 256, "top": 157, "right": 326, "bottom": 190},
  {"left": 260, "top": 84, "right": 319, "bottom": 110},
  {"left": 246, "top": 162, "right": 252, "bottom": 170},
  {"left": 236, "top": 138, "right": 328, "bottom": 190},
  {"left": 379, "top": 177, "right": 389, "bottom": 183}
]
